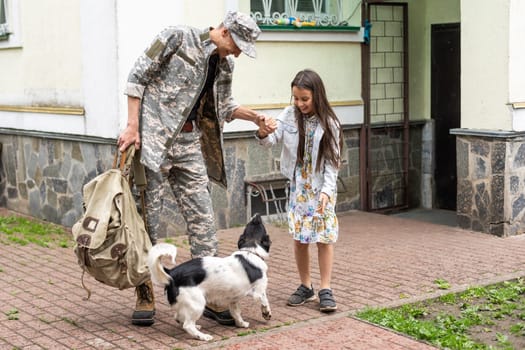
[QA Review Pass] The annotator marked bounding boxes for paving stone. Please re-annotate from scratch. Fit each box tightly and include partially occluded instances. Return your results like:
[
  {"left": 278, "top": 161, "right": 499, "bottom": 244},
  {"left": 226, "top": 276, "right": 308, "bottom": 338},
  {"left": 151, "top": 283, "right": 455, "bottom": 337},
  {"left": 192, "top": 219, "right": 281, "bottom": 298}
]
[{"left": 1, "top": 209, "right": 525, "bottom": 349}]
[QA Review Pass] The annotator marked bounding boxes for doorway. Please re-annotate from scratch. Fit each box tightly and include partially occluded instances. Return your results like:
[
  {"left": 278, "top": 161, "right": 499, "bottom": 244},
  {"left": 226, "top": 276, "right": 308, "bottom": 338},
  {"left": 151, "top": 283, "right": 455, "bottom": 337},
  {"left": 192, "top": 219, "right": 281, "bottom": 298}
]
[{"left": 431, "top": 23, "right": 461, "bottom": 211}]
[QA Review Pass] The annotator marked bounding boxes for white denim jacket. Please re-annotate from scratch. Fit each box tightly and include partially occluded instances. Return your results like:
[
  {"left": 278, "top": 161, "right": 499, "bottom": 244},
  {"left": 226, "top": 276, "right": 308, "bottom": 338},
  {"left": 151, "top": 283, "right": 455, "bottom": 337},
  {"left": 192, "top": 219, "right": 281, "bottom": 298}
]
[{"left": 258, "top": 106, "right": 340, "bottom": 200}]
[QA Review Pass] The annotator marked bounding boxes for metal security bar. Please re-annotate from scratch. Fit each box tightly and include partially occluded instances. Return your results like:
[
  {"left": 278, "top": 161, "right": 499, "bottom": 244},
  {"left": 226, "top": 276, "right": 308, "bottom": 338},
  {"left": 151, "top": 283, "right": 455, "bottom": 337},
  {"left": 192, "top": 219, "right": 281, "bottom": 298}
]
[
  {"left": 250, "top": 0, "right": 360, "bottom": 27},
  {"left": 245, "top": 173, "right": 290, "bottom": 224}
]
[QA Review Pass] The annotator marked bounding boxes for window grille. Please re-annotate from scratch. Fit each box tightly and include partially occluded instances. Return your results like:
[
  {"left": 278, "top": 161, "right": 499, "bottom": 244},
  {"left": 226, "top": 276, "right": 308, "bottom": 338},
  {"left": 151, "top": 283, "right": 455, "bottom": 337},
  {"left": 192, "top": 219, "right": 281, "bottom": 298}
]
[{"left": 250, "top": 0, "right": 356, "bottom": 27}]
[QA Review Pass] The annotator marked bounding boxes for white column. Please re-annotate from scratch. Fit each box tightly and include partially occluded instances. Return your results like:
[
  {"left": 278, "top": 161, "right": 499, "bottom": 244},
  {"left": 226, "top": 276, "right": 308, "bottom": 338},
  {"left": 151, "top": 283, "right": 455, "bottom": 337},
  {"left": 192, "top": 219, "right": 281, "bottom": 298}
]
[
  {"left": 79, "top": 0, "right": 119, "bottom": 138},
  {"left": 509, "top": 0, "right": 525, "bottom": 131}
]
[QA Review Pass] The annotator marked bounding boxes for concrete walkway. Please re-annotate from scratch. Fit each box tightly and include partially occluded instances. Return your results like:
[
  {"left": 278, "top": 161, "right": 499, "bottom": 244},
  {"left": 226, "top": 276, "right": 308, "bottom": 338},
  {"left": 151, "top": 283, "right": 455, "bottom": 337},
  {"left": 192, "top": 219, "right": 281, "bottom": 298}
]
[{"left": 1, "top": 209, "right": 525, "bottom": 349}]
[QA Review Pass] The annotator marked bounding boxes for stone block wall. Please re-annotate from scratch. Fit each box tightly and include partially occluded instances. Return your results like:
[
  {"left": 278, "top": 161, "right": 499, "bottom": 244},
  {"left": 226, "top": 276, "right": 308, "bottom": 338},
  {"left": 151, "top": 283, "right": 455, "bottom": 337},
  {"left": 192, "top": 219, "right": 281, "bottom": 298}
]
[
  {"left": 456, "top": 132, "right": 525, "bottom": 236},
  {"left": 159, "top": 128, "right": 363, "bottom": 237},
  {"left": 0, "top": 128, "right": 362, "bottom": 237},
  {"left": 0, "top": 134, "right": 114, "bottom": 226}
]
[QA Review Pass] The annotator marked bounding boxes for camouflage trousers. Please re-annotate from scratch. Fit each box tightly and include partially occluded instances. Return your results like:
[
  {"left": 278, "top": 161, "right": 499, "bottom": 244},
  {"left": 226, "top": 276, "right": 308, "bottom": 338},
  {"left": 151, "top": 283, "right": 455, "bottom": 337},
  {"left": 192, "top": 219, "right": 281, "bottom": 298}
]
[{"left": 143, "top": 128, "right": 218, "bottom": 258}]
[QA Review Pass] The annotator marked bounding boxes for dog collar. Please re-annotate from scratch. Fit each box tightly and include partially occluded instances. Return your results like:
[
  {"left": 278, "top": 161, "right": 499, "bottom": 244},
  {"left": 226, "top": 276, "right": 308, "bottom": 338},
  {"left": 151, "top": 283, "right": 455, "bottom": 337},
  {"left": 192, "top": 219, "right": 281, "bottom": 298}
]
[{"left": 240, "top": 249, "right": 267, "bottom": 261}]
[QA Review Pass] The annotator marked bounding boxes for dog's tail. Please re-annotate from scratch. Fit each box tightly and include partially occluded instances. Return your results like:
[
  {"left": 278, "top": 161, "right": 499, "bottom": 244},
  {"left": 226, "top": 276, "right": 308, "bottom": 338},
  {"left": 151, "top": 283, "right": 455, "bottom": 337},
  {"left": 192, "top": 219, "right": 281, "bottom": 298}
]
[{"left": 147, "top": 242, "right": 177, "bottom": 286}]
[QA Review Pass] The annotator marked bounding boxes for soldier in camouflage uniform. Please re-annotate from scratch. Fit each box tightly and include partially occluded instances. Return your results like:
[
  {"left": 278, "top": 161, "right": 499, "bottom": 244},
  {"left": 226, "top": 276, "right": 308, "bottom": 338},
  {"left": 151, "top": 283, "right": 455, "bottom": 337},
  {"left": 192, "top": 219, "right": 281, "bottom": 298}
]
[{"left": 117, "top": 11, "right": 276, "bottom": 327}]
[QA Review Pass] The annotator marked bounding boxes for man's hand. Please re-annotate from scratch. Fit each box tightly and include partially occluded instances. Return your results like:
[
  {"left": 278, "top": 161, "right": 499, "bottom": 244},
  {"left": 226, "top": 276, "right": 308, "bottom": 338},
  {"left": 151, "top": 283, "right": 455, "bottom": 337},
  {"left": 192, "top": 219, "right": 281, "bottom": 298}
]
[
  {"left": 256, "top": 115, "right": 277, "bottom": 138},
  {"left": 119, "top": 96, "right": 142, "bottom": 152},
  {"left": 117, "top": 126, "right": 141, "bottom": 152}
]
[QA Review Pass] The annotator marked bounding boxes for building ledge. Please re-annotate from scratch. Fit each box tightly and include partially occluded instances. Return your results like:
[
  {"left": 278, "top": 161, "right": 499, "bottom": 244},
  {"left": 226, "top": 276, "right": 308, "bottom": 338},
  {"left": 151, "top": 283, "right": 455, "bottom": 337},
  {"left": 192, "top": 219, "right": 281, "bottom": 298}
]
[{"left": 450, "top": 128, "right": 525, "bottom": 139}]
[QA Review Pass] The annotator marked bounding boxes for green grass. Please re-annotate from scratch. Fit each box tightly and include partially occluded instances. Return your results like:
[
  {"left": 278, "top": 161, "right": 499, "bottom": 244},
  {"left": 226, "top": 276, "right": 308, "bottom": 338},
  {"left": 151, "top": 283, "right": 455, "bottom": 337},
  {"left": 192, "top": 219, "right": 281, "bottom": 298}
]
[
  {"left": 356, "top": 278, "right": 525, "bottom": 350},
  {"left": 0, "top": 215, "right": 70, "bottom": 248}
]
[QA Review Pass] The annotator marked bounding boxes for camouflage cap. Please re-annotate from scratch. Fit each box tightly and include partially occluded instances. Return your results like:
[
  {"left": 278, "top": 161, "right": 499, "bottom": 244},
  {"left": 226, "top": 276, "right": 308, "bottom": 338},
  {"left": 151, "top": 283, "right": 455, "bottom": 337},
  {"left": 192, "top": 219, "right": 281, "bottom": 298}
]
[{"left": 223, "top": 11, "right": 261, "bottom": 58}]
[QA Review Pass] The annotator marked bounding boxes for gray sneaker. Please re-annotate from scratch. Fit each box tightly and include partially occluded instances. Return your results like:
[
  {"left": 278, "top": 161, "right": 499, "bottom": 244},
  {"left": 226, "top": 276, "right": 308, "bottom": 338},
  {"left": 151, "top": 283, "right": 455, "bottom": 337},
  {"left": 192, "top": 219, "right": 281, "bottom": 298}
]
[
  {"left": 287, "top": 284, "right": 316, "bottom": 306},
  {"left": 319, "top": 288, "right": 337, "bottom": 313}
]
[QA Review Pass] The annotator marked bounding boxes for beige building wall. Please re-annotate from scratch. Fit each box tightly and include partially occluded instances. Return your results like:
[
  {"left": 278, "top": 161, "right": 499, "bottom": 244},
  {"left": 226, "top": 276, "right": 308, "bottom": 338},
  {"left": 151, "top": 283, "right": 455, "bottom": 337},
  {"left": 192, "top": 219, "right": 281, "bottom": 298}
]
[
  {"left": 0, "top": 0, "right": 82, "bottom": 106},
  {"left": 509, "top": 0, "right": 525, "bottom": 131},
  {"left": 116, "top": 0, "right": 229, "bottom": 133},
  {"left": 4, "top": 0, "right": 520, "bottom": 134},
  {"left": 461, "top": 0, "right": 512, "bottom": 131},
  {"left": 235, "top": 0, "right": 362, "bottom": 106},
  {"left": 0, "top": 0, "right": 116, "bottom": 137},
  {"left": 234, "top": 42, "right": 361, "bottom": 106},
  {"left": 0, "top": 0, "right": 364, "bottom": 137},
  {"left": 116, "top": 0, "right": 364, "bottom": 133},
  {"left": 509, "top": 0, "right": 525, "bottom": 104},
  {"left": 228, "top": 0, "right": 364, "bottom": 131},
  {"left": 406, "top": 0, "right": 460, "bottom": 121}
]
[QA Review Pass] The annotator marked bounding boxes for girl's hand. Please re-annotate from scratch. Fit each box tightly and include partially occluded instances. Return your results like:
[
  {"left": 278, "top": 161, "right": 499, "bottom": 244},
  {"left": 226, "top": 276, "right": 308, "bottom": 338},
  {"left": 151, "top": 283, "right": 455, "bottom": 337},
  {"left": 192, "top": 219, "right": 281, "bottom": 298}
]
[
  {"left": 256, "top": 115, "right": 277, "bottom": 138},
  {"left": 317, "top": 192, "right": 329, "bottom": 214}
]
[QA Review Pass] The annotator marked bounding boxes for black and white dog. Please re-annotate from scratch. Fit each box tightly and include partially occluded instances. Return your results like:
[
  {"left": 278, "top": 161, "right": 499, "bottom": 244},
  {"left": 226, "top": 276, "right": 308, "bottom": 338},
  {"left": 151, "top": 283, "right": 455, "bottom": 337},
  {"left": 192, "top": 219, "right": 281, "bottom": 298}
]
[{"left": 147, "top": 214, "right": 272, "bottom": 341}]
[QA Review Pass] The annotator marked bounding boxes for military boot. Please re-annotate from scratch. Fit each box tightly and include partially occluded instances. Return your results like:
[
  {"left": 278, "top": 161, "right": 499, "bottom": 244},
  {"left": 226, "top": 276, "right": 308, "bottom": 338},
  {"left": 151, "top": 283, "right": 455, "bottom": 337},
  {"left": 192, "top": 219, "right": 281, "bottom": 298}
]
[{"left": 131, "top": 279, "right": 155, "bottom": 326}]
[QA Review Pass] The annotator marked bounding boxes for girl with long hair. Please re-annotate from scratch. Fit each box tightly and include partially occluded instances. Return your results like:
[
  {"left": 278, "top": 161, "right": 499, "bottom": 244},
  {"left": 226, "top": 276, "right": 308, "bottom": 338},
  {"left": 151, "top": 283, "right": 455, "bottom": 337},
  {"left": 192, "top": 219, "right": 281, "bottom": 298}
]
[{"left": 257, "top": 69, "right": 343, "bottom": 312}]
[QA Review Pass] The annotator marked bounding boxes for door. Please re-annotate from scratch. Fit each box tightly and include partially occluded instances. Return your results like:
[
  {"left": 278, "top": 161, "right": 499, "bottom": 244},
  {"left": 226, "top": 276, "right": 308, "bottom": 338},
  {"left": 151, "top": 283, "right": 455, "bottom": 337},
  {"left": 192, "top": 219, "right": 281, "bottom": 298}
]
[{"left": 431, "top": 23, "right": 461, "bottom": 210}]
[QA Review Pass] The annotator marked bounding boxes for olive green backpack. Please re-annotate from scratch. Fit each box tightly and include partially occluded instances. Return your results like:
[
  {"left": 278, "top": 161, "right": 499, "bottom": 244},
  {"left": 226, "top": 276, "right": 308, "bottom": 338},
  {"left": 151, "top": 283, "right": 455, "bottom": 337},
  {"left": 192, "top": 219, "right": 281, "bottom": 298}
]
[{"left": 72, "top": 146, "right": 151, "bottom": 298}]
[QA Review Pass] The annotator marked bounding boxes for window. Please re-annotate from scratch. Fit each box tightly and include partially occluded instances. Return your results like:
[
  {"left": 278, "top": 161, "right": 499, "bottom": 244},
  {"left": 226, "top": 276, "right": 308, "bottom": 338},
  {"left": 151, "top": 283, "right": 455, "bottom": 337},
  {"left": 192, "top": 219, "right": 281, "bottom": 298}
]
[
  {"left": 250, "top": 0, "right": 358, "bottom": 28},
  {"left": 0, "top": 0, "right": 21, "bottom": 48},
  {"left": 0, "top": 0, "right": 8, "bottom": 40},
  {"left": 251, "top": 0, "right": 325, "bottom": 14}
]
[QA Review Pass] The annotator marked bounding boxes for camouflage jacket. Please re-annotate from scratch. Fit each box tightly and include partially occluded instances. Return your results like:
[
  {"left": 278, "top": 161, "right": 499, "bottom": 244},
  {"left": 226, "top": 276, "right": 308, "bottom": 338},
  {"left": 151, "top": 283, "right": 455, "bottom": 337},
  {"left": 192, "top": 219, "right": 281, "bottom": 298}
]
[{"left": 125, "top": 25, "right": 240, "bottom": 187}]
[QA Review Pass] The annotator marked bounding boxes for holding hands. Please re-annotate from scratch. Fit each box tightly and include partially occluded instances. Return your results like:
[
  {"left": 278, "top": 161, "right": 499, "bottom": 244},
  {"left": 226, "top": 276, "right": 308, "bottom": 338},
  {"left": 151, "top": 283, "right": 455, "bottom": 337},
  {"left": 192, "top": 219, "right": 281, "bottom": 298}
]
[{"left": 256, "top": 114, "right": 277, "bottom": 138}]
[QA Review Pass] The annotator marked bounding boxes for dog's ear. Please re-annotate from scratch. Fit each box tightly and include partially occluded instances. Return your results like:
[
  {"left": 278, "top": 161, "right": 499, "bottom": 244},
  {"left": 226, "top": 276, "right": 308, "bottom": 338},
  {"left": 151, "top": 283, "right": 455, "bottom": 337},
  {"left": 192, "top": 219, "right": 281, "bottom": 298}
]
[
  {"left": 250, "top": 213, "right": 262, "bottom": 225},
  {"left": 261, "top": 234, "right": 271, "bottom": 253},
  {"left": 238, "top": 233, "right": 246, "bottom": 250},
  {"left": 250, "top": 213, "right": 267, "bottom": 233}
]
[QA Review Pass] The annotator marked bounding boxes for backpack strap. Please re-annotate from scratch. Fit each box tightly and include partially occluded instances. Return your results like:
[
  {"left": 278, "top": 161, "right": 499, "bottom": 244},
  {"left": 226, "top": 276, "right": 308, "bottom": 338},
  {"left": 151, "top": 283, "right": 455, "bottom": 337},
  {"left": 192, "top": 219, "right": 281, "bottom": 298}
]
[
  {"left": 81, "top": 270, "right": 92, "bottom": 300},
  {"left": 113, "top": 145, "right": 148, "bottom": 228},
  {"left": 132, "top": 148, "right": 147, "bottom": 187},
  {"left": 132, "top": 148, "right": 149, "bottom": 228},
  {"left": 112, "top": 145, "right": 135, "bottom": 175}
]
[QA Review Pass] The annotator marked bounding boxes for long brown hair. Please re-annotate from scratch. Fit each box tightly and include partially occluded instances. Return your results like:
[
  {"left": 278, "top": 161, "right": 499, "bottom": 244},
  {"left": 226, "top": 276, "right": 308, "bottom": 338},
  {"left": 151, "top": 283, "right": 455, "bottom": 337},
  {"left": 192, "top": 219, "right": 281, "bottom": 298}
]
[{"left": 292, "top": 69, "right": 343, "bottom": 172}]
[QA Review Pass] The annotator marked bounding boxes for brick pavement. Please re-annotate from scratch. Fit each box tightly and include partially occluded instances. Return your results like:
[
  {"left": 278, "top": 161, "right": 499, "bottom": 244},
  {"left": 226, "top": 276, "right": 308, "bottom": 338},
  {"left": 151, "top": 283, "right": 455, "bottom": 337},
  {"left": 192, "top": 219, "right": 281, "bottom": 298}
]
[{"left": 1, "top": 209, "right": 525, "bottom": 349}]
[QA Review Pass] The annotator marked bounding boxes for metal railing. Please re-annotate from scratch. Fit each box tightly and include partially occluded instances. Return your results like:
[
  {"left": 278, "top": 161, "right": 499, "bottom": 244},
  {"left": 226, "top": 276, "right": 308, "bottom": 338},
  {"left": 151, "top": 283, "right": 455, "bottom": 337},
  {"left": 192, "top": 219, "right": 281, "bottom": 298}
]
[{"left": 250, "top": 0, "right": 356, "bottom": 27}]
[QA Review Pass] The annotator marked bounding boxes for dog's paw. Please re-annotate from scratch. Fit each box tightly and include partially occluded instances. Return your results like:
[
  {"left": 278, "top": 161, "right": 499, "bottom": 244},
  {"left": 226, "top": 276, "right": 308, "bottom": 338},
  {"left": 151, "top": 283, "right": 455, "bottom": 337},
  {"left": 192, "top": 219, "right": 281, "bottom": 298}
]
[
  {"left": 199, "top": 334, "right": 213, "bottom": 341},
  {"left": 235, "top": 320, "right": 250, "bottom": 328},
  {"left": 261, "top": 306, "right": 272, "bottom": 320}
]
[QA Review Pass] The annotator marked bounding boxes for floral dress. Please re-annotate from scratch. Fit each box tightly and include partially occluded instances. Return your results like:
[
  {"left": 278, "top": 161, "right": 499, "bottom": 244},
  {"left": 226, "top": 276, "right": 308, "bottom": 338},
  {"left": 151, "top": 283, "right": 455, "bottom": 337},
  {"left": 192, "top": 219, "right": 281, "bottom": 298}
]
[{"left": 288, "top": 115, "right": 339, "bottom": 244}]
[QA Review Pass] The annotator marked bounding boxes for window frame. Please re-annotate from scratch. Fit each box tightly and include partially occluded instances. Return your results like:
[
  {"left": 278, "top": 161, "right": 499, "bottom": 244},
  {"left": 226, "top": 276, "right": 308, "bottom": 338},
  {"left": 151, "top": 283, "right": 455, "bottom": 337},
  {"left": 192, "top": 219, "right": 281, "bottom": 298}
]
[
  {"left": 0, "top": 0, "right": 9, "bottom": 40},
  {"left": 0, "top": 0, "right": 21, "bottom": 48},
  {"left": 250, "top": 0, "right": 360, "bottom": 29},
  {"left": 292, "top": 0, "right": 327, "bottom": 19},
  {"left": 250, "top": 0, "right": 362, "bottom": 42}
]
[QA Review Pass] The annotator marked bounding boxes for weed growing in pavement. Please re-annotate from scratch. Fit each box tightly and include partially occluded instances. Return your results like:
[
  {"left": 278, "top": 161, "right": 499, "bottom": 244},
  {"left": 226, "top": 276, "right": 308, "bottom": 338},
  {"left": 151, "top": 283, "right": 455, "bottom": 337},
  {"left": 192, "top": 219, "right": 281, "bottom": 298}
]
[
  {"left": 236, "top": 322, "right": 291, "bottom": 337},
  {"left": 0, "top": 215, "right": 69, "bottom": 248},
  {"left": 38, "top": 316, "right": 52, "bottom": 324},
  {"left": 5, "top": 308, "right": 19, "bottom": 320},
  {"left": 434, "top": 278, "right": 452, "bottom": 290},
  {"left": 61, "top": 316, "right": 79, "bottom": 327},
  {"left": 356, "top": 278, "right": 525, "bottom": 349},
  {"left": 237, "top": 329, "right": 257, "bottom": 337}
]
